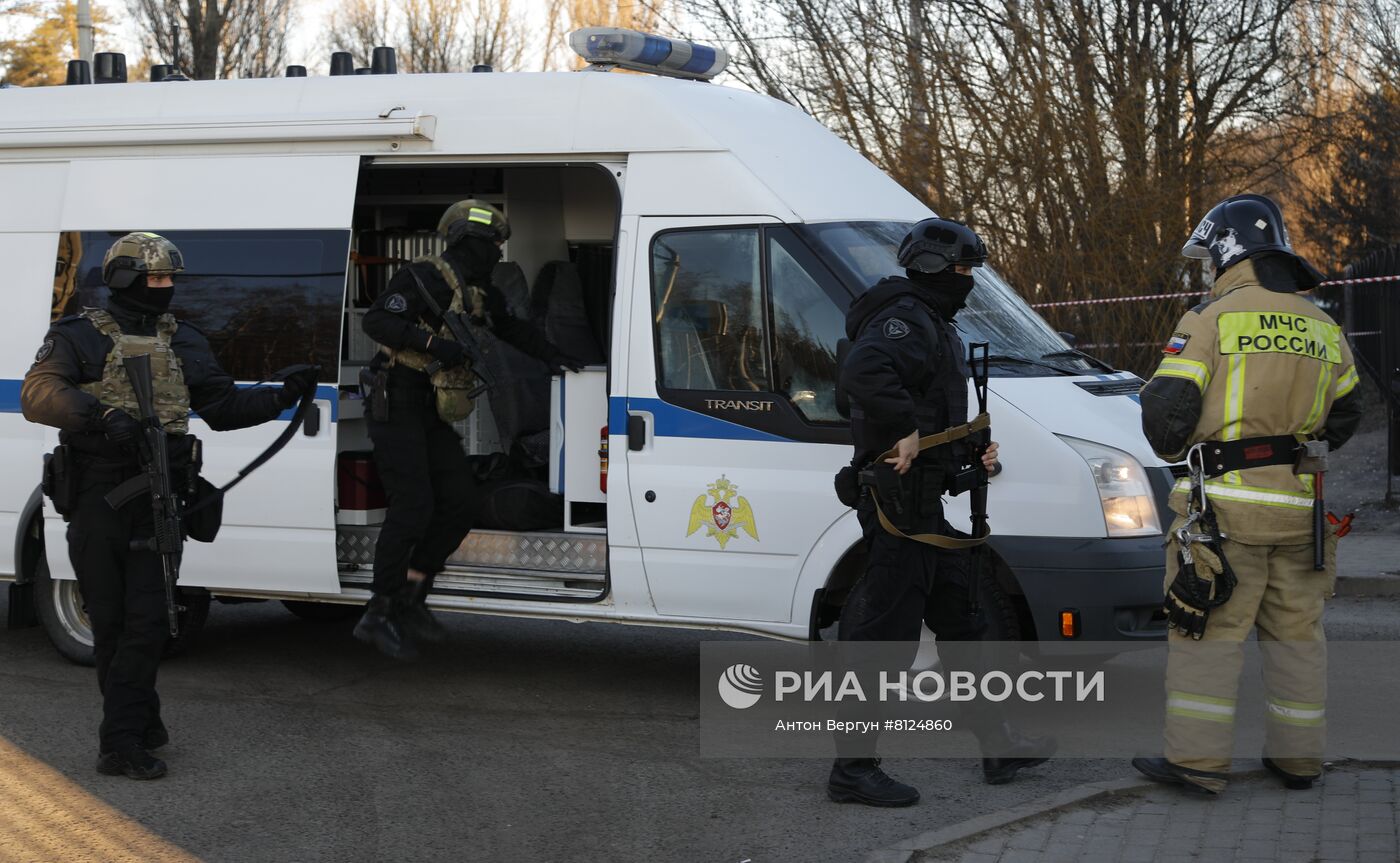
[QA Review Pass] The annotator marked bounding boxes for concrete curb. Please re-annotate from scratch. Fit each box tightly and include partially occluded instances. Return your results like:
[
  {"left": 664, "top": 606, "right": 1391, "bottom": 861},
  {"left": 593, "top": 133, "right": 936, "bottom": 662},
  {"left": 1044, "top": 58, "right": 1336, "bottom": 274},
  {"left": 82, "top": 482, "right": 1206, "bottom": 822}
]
[
  {"left": 868, "top": 760, "right": 1399, "bottom": 863},
  {"left": 863, "top": 776, "right": 1155, "bottom": 863},
  {"left": 1336, "top": 573, "right": 1400, "bottom": 596}
]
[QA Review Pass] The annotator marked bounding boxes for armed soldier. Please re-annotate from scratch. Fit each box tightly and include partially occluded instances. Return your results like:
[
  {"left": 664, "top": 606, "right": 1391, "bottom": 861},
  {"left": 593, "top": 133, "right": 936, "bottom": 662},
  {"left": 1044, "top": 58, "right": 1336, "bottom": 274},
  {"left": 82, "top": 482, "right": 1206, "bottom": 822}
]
[
  {"left": 1133, "top": 194, "right": 1364, "bottom": 794},
  {"left": 828, "top": 218, "right": 1050, "bottom": 807},
  {"left": 21, "top": 232, "right": 317, "bottom": 780},
  {"left": 354, "top": 200, "right": 581, "bottom": 660}
]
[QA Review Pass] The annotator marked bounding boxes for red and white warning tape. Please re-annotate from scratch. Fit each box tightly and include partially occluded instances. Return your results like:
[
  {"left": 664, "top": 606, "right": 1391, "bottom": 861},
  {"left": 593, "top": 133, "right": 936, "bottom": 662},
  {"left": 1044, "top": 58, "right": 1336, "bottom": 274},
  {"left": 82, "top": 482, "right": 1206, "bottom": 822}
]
[
  {"left": 1317, "top": 275, "right": 1400, "bottom": 287},
  {"left": 1029, "top": 274, "right": 1399, "bottom": 310}
]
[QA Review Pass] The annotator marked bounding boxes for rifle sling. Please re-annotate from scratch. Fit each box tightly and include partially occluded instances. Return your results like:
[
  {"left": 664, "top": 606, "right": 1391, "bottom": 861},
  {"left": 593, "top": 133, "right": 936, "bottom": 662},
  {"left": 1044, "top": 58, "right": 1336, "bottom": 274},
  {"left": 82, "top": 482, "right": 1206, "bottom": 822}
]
[{"left": 869, "top": 412, "right": 992, "bottom": 550}]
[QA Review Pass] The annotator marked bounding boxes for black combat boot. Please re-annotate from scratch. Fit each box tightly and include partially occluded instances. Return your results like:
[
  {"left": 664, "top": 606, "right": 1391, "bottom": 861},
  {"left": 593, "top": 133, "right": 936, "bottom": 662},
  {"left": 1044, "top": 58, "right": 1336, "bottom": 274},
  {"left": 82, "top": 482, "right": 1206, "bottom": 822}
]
[
  {"left": 1131, "top": 756, "right": 1227, "bottom": 794},
  {"left": 353, "top": 593, "right": 419, "bottom": 660},
  {"left": 978, "top": 721, "right": 1056, "bottom": 785},
  {"left": 397, "top": 579, "right": 446, "bottom": 645},
  {"left": 827, "top": 758, "right": 920, "bottom": 807},
  {"left": 143, "top": 718, "right": 169, "bottom": 751},
  {"left": 1263, "top": 757, "right": 1320, "bottom": 791},
  {"left": 96, "top": 748, "right": 167, "bottom": 780}
]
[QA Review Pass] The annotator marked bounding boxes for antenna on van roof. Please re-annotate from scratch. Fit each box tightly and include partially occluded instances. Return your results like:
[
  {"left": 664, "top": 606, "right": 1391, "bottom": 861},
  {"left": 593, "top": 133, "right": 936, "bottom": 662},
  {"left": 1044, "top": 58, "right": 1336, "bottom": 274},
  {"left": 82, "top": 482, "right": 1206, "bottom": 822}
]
[
  {"left": 568, "top": 27, "right": 728, "bottom": 81},
  {"left": 371, "top": 47, "right": 397, "bottom": 74},
  {"left": 66, "top": 60, "right": 93, "bottom": 85},
  {"left": 286, "top": 65, "right": 307, "bottom": 77},
  {"left": 93, "top": 52, "right": 127, "bottom": 84},
  {"left": 330, "top": 52, "right": 354, "bottom": 76}
]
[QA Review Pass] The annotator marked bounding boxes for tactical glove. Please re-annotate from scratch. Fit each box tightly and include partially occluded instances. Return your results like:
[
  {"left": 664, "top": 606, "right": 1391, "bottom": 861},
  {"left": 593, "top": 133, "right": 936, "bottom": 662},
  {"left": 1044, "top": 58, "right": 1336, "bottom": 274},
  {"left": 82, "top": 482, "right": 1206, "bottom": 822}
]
[
  {"left": 100, "top": 408, "right": 143, "bottom": 451},
  {"left": 551, "top": 355, "right": 585, "bottom": 374},
  {"left": 427, "top": 337, "right": 468, "bottom": 369},
  {"left": 278, "top": 367, "right": 320, "bottom": 408}
]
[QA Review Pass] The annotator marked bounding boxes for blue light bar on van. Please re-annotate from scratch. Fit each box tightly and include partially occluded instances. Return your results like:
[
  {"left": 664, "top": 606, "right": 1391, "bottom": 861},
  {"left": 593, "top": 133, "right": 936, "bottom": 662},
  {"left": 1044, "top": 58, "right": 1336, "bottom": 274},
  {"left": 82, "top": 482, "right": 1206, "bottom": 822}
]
[{"left": 568, "top": 27, "right": 729, "bottom": 81}]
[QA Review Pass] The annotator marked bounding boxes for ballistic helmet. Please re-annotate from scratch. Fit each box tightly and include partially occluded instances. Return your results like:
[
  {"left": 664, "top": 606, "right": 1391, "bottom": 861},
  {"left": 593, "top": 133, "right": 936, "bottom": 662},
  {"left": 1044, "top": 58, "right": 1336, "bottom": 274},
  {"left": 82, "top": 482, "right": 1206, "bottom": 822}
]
[
  {"left": 102, "top": 232, "right": 184, "bottom": 289},
  {"left": 438, "top": 199, "right": 510, "bottom": 247},
  {"left": 897, "top": 218, "right": 988, "bottom": 274}
]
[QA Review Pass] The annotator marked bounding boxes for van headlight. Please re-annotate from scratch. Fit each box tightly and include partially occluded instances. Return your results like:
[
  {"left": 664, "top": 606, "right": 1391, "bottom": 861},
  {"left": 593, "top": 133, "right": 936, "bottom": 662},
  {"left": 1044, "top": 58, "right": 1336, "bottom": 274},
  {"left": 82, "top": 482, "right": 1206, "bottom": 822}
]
[{"left": 1057, "top": 436, "right": 1161, "bottom": 537}]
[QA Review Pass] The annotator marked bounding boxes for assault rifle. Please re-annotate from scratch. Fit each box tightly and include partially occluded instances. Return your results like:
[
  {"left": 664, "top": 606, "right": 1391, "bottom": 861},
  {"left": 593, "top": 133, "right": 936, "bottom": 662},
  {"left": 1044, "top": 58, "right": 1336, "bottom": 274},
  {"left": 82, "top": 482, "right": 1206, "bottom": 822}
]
[
  {"left": 967, "top": 341, "right": 992, "bottom": 616},
  {"left": 109, "top": 354, "right": 184, "bottom": 637},
  {"left": 406, "top": 268, "right": 491, "bottom": 397}
]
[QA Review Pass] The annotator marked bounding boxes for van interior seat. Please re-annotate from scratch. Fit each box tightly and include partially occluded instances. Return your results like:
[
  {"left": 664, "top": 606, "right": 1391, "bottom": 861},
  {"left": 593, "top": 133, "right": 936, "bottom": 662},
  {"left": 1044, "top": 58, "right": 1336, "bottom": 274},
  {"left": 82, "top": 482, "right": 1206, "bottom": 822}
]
[{"left": 532, "top": 260, "right": 606, "bottom": 365}]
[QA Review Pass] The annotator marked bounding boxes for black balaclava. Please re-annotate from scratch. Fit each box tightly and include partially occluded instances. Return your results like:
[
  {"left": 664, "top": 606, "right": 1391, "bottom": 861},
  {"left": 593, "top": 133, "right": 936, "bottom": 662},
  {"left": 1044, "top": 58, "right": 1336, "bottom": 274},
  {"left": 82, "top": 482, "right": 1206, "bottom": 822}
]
[
  {"left": 111, "top": 275, "right": 175, "bottom": 315},
  {"left": 446, "top": 235, "right": 502, "bottom": 282},
  {"left": 908, "top": 269, "right": 975, "bottom": 320}
]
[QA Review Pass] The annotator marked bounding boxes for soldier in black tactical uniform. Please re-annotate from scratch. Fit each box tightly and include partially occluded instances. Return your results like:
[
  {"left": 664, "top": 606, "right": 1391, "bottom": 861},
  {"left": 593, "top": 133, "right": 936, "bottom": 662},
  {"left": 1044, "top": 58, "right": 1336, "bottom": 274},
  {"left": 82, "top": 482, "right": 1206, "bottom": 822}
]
[
  {"left": 828, "top": 218, "right": 1050, "bottom": 807},
  {"left": 354, "top": 200, "right": 579, "bottom": 660},
  {"left": 21, "top": 232, "right": 317, "bottom": 780}
]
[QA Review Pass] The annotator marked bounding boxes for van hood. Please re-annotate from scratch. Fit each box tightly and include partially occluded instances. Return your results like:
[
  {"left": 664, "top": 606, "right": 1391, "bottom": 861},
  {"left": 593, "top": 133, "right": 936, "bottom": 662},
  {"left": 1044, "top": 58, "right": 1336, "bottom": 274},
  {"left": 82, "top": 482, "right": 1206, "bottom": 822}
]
[{"left": 986, "top": 372, "right": 1169, "bottom": 467}]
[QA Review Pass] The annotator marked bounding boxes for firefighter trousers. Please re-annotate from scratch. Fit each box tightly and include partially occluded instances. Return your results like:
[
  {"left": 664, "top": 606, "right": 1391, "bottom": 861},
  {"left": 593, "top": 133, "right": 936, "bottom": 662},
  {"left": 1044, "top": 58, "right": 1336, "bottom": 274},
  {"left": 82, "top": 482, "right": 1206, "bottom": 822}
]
[{"left": 1163, "top": 520, "right": 1334, "bottom": 788}]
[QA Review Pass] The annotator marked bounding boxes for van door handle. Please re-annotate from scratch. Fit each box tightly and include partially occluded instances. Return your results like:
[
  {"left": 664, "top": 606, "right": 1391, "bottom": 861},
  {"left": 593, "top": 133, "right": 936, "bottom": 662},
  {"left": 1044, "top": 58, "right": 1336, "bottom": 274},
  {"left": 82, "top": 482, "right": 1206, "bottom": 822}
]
[{"left": 627, "top": 415, "right": 646, "bottom": 451}]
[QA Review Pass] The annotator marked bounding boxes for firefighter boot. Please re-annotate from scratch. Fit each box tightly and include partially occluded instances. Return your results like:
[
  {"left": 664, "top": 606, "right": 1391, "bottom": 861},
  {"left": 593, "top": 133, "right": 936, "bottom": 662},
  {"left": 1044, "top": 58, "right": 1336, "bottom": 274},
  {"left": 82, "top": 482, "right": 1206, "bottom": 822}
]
[
  {"left": 978, "top": 721, "right": 1056, "bottom": 785},
  {"left": 353, "top": 593, "right": 419, "bottom": 660},
  {"left": 1263, "top": 757, "right": 1320, "bottom": 791},
  {"left": 398, "top": 578, "right": 446, "bottom": 645},
  {"left": 1132, "top": 756, "right": 1228, "bottom": 795},
  {"left": 827, "top": 758, "right": 920, "bottom": 807}
]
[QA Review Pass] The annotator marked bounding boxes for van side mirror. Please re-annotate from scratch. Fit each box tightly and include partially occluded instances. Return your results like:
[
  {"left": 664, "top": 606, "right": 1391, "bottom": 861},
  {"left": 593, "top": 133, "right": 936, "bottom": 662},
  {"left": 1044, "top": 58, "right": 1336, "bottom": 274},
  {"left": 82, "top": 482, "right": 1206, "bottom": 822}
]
[{"left": 1057, "top": 331, "right": 1077, "bottom": 347}]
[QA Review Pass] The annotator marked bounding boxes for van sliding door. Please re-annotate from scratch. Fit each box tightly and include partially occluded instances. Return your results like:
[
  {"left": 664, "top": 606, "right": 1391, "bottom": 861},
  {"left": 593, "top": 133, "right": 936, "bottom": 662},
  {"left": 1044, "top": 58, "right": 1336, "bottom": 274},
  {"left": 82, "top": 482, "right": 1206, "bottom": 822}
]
[{"left": 42, "top": 155, "right": 356, "bottom": 595}]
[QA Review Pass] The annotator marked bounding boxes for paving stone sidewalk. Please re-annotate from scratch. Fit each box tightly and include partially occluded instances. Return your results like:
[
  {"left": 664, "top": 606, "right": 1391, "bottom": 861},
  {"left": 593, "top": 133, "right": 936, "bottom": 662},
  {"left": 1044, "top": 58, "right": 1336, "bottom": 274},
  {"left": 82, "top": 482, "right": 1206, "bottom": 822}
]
[{"left": 890, "top": 762, "right": 1399, "bottom": 863}]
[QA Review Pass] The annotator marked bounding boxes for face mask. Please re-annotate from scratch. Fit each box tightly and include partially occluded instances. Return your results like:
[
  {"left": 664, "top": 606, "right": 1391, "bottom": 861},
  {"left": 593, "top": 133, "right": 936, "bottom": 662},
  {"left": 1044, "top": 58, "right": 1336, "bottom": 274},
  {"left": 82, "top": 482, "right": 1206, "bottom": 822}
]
[
  {"left": 911, "top": 269, "right": 976, "bottom": 315},
  {"left": 113, "top": 276, "right": 174, "bottom": 314},
  {"left": 452, "top": 236, "right": 502, "bottom": 278}
]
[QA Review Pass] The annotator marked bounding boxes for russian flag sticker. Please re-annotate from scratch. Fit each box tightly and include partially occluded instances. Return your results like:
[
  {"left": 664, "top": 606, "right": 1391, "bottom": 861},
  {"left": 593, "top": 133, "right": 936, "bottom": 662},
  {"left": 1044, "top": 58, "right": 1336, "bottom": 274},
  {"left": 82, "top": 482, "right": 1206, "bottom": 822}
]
[{"left": 1164, "top": 332, "right": 1190, "bottom": 355}]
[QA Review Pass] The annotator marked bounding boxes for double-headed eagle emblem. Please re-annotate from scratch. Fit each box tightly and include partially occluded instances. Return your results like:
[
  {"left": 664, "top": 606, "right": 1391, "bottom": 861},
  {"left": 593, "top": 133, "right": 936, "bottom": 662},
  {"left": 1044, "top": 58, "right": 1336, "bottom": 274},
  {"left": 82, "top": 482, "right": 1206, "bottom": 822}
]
[{"left": 687, "top": 476, "right": 759, "bottom": 549}]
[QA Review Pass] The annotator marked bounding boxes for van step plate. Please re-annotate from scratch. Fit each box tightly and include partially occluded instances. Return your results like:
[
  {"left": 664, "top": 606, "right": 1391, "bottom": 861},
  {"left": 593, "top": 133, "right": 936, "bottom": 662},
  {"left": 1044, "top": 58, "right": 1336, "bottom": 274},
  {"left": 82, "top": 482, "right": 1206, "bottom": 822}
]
[{"left": 337, "top": 526, "right": 606, "bottom": 576}]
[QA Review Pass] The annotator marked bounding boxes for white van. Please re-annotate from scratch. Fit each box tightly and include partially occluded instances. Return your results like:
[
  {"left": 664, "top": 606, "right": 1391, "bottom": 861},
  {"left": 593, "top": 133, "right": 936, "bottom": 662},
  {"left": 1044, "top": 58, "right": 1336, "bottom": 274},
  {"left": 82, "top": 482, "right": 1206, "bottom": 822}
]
[{"left": 0, "top": 35, "right": 1176, "bottom": 663}]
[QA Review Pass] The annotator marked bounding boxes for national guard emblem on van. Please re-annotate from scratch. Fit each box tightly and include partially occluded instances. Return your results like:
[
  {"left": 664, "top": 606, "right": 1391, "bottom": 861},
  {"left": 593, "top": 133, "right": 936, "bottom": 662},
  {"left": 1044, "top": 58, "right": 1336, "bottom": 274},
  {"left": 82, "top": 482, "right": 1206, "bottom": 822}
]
[{"left": 687, "top": 476, "right": 759, "bottom": 549}]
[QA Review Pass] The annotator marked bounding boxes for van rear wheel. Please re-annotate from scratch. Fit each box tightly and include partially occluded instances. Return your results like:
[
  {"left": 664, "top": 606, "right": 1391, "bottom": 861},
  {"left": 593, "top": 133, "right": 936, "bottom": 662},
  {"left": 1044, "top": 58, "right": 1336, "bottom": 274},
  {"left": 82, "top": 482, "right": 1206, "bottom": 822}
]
[{"left": 33, "top": 557, "right": 211, "bottom": 666}]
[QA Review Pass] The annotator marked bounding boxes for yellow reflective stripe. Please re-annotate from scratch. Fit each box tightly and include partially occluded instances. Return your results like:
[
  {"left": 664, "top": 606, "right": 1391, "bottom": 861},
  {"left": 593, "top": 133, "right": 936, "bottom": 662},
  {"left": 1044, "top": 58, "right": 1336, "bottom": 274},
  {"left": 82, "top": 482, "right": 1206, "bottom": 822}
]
[
  {"left": 468, "top": 207, "right": 494, "bottom": 225},
  {"left": 1267, "top": 699, "right": 1325, "bottom": 727},
  {"left": 1301, "top": 364, "right": 1330, "bottom": 435},
  {"left": 1173, "top": 478, "right": 1314, "bottom": 509},
  {"left": 1217, "top": 311, "right": 1342, "bottom": 363},
  {"left": 1222, "top": 354, "right": 1246, "bottom": 484},
  {"left": 1154, "top": 358, "right": 1211, "bottom": 392},
  {"left": 1335, "top": 366, "right": 1360, "bottom": 398},
  {"left": 1168, "top": 691, "right": 1236, "bottom": 723}
]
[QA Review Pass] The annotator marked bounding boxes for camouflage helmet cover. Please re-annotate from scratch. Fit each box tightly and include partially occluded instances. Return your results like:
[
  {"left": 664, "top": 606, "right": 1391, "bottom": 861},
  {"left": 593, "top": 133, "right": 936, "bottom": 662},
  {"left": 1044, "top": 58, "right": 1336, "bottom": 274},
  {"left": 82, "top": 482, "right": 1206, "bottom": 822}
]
[
  {"left": 102, "top": 231, "right": 185, "bottom": 289},
  {"left": 438, "top": 200, "right": 510, "bottom": 246}
]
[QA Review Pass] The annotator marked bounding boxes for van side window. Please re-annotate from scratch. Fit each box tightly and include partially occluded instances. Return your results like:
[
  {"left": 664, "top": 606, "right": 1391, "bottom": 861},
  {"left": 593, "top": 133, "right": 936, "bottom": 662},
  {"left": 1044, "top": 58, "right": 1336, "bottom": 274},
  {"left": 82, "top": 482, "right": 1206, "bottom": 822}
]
[
  {"left": 54, "top": 229, "right": 347, "bottom": 382},
  {"left": 651, "top": 229, "right": 770, "bottom": 392},
  {"left": 768, "top": 231, "right": 846, "bottom": 423}
]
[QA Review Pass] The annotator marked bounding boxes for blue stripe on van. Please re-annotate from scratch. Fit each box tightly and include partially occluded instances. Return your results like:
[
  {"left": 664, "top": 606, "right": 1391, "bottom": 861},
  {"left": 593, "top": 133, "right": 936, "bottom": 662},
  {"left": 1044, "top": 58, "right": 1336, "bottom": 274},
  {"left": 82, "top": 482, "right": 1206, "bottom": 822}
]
[
  {"left": 608, "top": 396, "right": 790, "bottom": 443},
  {"left": 0, "top": 379, "right": 338, "bottom": 421}
]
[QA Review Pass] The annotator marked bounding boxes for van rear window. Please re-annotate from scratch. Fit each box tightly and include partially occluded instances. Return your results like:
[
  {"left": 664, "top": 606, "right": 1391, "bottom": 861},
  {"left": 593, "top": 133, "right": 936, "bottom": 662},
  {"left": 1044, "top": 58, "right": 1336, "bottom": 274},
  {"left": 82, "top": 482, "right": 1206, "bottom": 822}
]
[{"left": 51, "top": 229, "right": 348, "bottom": 383}]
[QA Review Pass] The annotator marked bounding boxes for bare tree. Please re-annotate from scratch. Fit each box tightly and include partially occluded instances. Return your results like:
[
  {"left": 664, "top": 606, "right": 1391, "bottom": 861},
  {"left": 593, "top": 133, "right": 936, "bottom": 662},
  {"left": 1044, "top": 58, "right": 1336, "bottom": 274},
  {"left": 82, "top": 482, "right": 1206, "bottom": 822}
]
[
  {"left": 128, "top": 0, "right": 295, "bottom": 79},
  {"left": 682, "top": 0, "right": 1378, "bottom": 373},
  {"left": 322, "top": 0, "right": 527, "bottom": 72}
]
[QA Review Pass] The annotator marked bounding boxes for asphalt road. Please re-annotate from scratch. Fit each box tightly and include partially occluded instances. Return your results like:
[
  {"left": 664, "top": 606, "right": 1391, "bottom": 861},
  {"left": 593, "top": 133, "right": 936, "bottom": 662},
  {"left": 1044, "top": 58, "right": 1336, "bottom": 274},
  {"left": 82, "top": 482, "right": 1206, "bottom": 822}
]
[{"left": 2, "top": 591, "right": 1398, "bottom": 863}]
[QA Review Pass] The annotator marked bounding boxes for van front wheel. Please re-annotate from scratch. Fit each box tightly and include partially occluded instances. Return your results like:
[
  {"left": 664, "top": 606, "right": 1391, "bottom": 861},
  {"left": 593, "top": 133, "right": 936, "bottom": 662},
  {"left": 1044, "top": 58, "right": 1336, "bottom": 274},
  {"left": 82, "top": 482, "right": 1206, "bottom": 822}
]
[{"left": 33, "top": 557, "right": 211, "bottom": 666}]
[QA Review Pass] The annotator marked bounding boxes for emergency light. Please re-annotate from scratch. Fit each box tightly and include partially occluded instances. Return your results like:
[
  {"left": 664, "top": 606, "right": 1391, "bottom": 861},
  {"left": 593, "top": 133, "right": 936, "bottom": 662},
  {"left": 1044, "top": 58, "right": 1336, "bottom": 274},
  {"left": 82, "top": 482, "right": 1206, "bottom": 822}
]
[{"left": 568, "top": 27, "right": 729, "bottom": 81}]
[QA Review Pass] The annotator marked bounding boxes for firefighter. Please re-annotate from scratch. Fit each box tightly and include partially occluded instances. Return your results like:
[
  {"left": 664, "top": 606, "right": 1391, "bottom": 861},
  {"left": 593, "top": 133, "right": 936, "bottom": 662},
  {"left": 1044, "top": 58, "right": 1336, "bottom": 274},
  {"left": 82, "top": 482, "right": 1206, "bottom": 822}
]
[
  {"left": 828, "top": 218, "right": 1050, "bottom": 807},
  {"left": 354, "top": 200, "right": 580, "bottom": 660},
  {"left": 21, "top": 232, "right": 316, "bottom": 779},
  {"left": 1133, "top": 194, "right": 1364, "bottom": 794}
]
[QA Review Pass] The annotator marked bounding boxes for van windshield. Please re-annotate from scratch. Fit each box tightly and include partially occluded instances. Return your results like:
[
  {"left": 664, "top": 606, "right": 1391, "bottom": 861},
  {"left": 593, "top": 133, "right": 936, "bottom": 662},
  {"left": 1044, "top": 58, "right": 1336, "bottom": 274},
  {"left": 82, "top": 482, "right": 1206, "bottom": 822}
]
[{"left": 796, "top": 221, "right": 1102, "bottom": 376}]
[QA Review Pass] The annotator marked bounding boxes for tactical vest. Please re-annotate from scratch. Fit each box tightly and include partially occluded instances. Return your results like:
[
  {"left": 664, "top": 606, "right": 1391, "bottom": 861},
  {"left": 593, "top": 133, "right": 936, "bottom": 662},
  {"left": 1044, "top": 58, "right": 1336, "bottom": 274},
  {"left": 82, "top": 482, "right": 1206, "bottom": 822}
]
[
  {"left": 79, "top": 308, "right": 190, "bottom": 434},
  {"left": 382, "top": 256, "right": 487, "bottom": 423}
]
